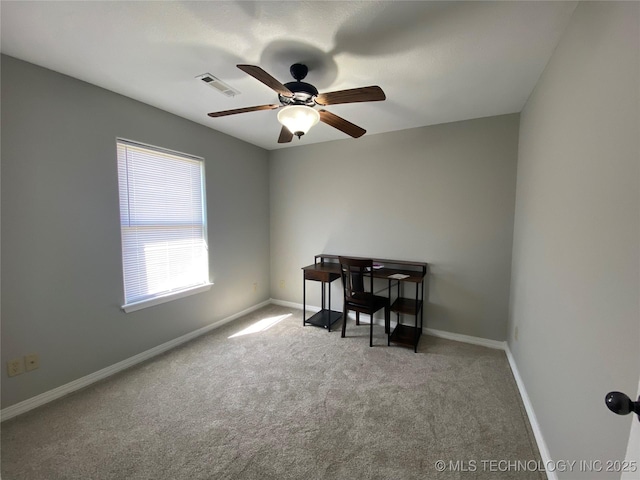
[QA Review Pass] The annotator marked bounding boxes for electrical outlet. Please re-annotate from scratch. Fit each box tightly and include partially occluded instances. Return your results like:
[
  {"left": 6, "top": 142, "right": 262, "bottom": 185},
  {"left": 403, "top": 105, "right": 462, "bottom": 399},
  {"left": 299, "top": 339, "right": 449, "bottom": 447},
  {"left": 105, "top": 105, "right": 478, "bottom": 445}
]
[
  {"left": 253, "top": 282, "right": 258, "bottom": 292},
  {"left": 7, "top": 358, "right": 25, "bottom": 377},
  {"left": 25, "top": 353, "right": 40, "bottom": 372},
  {"left": 515, "top": 326, "right": 519, "bottom": 341},
  {"left": 279, "top": 280, "right": 285, "bottom": 289}
]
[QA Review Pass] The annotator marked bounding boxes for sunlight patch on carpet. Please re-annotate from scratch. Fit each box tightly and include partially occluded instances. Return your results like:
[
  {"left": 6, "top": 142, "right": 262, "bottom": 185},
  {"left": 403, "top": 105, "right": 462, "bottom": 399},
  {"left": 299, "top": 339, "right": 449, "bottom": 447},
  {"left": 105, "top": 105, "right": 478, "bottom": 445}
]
[{"left": 228, "top": 314, "right": 291, "bottom": 338}]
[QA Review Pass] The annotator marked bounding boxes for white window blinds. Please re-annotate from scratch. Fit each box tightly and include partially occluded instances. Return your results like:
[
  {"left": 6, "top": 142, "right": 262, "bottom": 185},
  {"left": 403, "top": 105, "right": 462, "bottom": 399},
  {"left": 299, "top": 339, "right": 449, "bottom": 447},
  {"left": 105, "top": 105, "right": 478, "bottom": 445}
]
[{"left": 117, "top": 139, "right": 209, "bottom": 308}]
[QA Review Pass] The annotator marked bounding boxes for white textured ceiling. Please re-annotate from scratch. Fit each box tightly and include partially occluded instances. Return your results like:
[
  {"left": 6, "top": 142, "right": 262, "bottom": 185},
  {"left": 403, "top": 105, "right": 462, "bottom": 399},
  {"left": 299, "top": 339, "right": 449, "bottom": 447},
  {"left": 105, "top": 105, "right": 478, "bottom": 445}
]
[{"left": 0, "top": 1, "right": 577, "bottom": 150}]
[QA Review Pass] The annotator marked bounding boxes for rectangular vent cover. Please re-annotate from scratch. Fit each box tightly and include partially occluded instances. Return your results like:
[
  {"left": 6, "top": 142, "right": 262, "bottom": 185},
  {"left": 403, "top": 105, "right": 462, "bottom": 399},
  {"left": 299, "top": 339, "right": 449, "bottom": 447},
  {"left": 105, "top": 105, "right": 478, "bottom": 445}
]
[{"left": 196, "top": 73, "right": 240, "bottom": 97}]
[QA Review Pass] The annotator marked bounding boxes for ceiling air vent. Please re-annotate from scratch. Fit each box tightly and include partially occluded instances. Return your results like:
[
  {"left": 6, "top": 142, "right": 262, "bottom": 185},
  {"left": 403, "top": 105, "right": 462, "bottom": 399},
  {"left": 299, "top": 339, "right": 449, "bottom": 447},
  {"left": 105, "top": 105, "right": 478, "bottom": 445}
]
[{"left": 196, "top": 73, "right": 240, "bottom": 97}]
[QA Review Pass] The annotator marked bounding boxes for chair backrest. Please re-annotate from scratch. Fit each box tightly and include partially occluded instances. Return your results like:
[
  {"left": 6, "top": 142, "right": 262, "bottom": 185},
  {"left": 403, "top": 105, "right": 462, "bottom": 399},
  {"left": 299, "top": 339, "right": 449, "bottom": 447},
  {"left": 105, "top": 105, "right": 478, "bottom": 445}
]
[{"left": 339, "top": 256, "right": 373, "bottom": 305}]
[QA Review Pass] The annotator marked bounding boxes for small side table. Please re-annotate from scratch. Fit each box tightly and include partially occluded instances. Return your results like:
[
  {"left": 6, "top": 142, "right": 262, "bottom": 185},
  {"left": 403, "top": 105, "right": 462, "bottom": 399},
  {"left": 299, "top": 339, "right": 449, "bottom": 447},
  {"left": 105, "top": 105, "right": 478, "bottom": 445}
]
[{"left": 302, "top": 264, "right": 342, "bottom": 331}]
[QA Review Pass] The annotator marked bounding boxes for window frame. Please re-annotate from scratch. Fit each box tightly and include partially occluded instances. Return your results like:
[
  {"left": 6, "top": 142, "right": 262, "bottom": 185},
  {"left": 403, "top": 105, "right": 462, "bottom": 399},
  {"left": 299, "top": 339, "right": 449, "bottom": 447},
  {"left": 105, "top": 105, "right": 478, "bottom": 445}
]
[{"left": 116, "top": 138, "right": 212, "bottom": 313}]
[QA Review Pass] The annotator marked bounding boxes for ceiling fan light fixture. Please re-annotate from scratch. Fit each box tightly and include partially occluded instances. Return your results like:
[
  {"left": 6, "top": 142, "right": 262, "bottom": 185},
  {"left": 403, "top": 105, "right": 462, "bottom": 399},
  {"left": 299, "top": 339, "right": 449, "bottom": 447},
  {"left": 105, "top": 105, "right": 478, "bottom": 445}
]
[{"left": 277, "top": 105, "right": 320, "bottom": 138}]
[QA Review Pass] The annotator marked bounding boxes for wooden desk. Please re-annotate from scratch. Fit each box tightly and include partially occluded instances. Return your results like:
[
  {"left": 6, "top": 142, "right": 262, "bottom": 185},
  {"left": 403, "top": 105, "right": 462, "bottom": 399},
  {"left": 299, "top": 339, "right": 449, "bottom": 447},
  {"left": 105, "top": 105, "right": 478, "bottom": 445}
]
[{"left": 302, "top": 254, "right": 428, "bottom": 351}]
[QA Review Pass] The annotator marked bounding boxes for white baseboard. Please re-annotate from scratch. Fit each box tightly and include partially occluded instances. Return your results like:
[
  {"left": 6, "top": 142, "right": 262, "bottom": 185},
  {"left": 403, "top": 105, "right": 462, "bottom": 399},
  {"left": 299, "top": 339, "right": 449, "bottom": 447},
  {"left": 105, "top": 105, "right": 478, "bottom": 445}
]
[
  {"left": 0, "top": 299, "right": 271, "bottom": 422},
  {"left": 270, "top": 298, "right": 318, "bottom": 312},
  {"left": 504, "top": 345, "right": 554, "bottom": 480},
  {"left": 424, "top": 327, "right": 506, "bottom": 350}
]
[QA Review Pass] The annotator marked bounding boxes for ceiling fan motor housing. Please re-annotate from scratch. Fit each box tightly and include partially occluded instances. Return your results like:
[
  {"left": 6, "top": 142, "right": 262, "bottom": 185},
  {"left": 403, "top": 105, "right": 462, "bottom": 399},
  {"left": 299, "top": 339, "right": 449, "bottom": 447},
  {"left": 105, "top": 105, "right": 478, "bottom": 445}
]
[
  {"left": 280, "top": 81, "right": 318, "bottom": 106},
  {"left": 278, "top": 63, "right": 318, "bottom": 106}
]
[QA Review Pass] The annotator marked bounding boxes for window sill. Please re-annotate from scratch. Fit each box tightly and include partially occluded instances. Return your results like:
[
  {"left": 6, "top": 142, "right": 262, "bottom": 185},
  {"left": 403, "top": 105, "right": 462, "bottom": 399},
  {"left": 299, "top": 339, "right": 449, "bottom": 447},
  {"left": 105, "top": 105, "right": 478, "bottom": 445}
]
[{"left": 121, "top": 283, "right": 213, "bottom": 313}]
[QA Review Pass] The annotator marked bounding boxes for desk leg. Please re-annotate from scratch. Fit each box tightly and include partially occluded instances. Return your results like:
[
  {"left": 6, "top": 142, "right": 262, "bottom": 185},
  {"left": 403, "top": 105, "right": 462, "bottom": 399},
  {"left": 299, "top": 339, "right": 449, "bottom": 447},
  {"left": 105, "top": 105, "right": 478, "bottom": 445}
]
[
  {"left": 419, "top": 280, "right": 424, "bottom": 347},
  {"left": 414, "top": 282, "right": 419, "bottom": 353},
  {"left": 303, "top": 274, "right": 306, "bottom": 327},
  {"left": 396, "top": 280, "right": 401, "bottom": 329},
  {"left": 420, "top": 280, "right": 424, "bottom": 331},
  {"left": 327, "top": 281, "right": 332, "bottom": 331},
  {"left": 387, "top": 279, "right": 392, "bottom": 344}
]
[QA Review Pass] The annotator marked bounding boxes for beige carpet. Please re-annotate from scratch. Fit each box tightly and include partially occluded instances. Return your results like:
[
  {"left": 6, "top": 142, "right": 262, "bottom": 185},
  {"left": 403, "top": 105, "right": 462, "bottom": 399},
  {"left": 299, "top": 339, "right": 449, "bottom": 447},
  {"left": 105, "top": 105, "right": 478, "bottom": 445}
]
[{"left": 1, "top": 304, "right": 544, "bottom": 479}]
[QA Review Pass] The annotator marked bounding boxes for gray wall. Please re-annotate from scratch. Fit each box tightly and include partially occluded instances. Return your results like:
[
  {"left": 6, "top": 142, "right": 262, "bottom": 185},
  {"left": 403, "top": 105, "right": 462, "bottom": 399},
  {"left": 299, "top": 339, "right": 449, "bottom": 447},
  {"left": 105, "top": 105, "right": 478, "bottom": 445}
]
[
  {"left": 1, "top": 56, "right": 271, "bottom": 408},
  {"left": 508, "top": 2, "right": 639, "bottom": 477},
  {"left": 270, "top": 114, "right": 519, "bottom": 341}
]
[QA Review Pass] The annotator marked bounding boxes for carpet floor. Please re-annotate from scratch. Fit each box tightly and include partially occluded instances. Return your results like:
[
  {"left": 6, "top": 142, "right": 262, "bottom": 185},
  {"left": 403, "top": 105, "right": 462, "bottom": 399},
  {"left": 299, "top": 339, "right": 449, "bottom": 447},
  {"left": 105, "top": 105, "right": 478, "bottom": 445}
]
[{"left": 1, "top": 304, "right": 544, "bottom": 479}]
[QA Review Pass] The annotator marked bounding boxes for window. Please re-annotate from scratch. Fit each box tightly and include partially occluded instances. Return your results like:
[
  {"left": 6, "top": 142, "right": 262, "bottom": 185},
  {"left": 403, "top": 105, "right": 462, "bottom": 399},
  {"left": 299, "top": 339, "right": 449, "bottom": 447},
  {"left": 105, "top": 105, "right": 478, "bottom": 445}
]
[{"left": 116, "top": 139, "right": 211, "bottom": 312}]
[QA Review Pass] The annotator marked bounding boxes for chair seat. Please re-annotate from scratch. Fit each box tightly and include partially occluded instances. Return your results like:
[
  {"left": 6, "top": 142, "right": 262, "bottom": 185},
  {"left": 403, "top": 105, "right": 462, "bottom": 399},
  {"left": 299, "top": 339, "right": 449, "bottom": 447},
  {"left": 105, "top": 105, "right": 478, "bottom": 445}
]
[{"left": 345, "top": 293, "right": 389, "bottom": 313}]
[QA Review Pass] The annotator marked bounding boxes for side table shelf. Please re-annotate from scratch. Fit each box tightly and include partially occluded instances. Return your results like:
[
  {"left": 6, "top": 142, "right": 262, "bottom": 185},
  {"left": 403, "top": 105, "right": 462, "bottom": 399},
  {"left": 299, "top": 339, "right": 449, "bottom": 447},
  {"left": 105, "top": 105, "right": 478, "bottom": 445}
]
[
  {"left": 389, "top": 292, "right": 424, "bottom": 352},
  {"left": 391, "top": 297, "right": 422, "bottom": 315},
  {"left": 305, "top": 309, "right": 342, "bottom": 329},
  {"left": 389, "top": 324, "right": 421, "bottom": 348}
]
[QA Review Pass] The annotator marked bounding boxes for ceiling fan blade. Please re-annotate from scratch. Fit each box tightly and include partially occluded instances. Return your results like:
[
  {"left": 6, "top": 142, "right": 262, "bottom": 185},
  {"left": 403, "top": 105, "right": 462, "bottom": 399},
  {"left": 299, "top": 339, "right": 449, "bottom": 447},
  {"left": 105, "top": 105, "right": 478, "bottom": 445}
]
[
  {"left": 318, "top": 110, "right": 366, "bottom": 138},
  {"left": 237, "top": 64, "right": 293, "bottom": 98},
  {"left": 315, "top": 86, "right": 386, "bottom": 106},
  {"left": 207, "top": 104, "right": 280, "bottom": 118},
  {"left": 278, "top": 126, "right": 294, "bottom": 144}
]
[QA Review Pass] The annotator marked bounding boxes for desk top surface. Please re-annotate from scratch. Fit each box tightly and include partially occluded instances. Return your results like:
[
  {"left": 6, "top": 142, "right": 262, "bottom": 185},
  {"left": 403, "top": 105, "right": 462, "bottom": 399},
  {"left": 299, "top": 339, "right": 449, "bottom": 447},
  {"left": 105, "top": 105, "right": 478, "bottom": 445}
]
[
  {"left": 302, "top": 263, "right": 341, "bottom": 273},
  {"left": 315, "top": 254, "right": 428, "bottom": 269},
  {"left": 303, "top": 254, "right": 427, "bottom": 283}
]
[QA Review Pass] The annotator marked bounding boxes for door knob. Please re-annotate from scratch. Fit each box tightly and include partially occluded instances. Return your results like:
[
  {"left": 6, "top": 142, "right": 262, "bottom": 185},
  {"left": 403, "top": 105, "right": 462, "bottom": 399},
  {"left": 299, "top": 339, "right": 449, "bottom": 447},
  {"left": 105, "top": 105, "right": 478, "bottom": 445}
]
[{"left": 605, "top": 391, "right": 640, "bottom": 422}]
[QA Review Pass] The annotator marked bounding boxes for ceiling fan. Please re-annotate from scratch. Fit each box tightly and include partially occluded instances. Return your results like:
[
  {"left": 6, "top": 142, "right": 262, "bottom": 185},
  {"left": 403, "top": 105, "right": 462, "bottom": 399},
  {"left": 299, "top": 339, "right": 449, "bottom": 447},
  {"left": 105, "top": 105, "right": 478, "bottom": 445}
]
[{"left": 208, "top": 63, "right": 386, "bottom": 143}]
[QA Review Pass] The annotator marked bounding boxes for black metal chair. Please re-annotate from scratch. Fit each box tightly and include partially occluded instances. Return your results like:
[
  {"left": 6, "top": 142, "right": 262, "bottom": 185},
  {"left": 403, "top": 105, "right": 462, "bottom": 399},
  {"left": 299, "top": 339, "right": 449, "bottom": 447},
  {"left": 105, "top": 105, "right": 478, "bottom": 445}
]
[{"left": 339, "top": 256, "right": 390, "bottom": 347}]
